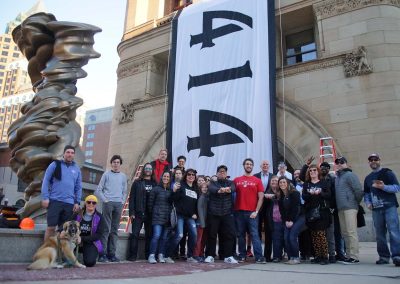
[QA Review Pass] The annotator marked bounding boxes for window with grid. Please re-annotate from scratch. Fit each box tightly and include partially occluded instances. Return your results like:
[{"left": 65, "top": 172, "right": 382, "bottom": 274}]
[{"left": 285, "top": 29, "right": 317, "bottom": 66}]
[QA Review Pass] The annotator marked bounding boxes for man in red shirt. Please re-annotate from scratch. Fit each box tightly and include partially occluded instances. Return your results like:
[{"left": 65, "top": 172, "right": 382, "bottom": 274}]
[
  {"left": 150, "top": 149, "right": 172, "bottom": 183},
  {"left": 234, "top": 158, "right": 266, "bottom": 263}
]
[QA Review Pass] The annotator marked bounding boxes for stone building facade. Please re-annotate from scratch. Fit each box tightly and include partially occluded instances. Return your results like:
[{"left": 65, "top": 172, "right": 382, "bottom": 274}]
[{"left": 110, "top": 0, "right": 400, "bottom": 186}]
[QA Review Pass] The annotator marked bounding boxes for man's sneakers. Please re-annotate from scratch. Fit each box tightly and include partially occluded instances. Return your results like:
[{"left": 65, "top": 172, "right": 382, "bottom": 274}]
[
  {"left": 204, "top": 256, "right": 215, "bottom": 263},
  {"left": 108, "top": 255, "right": 120, "bottom": 262},
  {"left": 164, "top": 257, "right": 175, "bottom": 264},
  {"left": 187, "top": 257, "right": 199, "bottom": 263},
  {"left": 98, "top": 255, "right": 109, "bottom": 263},
  {"left": 285, "top": 258, "right": 301, "bottom": 265},
  {"left": 158, "top": 254, "right": 166, "bottom": 263},
  {"left": 392, "top": 257, "right": 400, "bottom": 267},
  {"left": 340, "top": 258, "right": 359, "bottom": 264},
  {"left": 255, "top": 256, "right": 267, "bottom": 264},
  {"left": 237, "top": 256, "right": 246, "bottom": 263},
  {"left": 224, "top": 256, "right": 239, "bottom": 264},
  {"left": 376, "top": 258, "right": 389, "bottom": 265},
  {"left": 148, "top": 254, "right": 157, "bottom": 264}
]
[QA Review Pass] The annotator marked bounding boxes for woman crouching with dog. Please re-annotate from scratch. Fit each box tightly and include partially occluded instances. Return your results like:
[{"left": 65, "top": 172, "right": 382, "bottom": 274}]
[{"left": 76, "top": 195, "right": 106, "bottom": 267}]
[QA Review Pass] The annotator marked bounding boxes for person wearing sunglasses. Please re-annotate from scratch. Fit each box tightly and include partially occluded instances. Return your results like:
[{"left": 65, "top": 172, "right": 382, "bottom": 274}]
[
  {"left": 75, "top": 195, "right": 105, "bottom": 267},
  {"left": 96, "top": 155, "right": 127, "bottom": 263},
  {"left": 128, "top": 162, "right": 157, "bottom": 261},
  {"left": 334, "top": 156, "right": 363, "bottom": 264},
  {"left": 302, "top": 165, "right": 331, "bottom": 265},
  {"left": 168, "top": 168, "right": 199, "bottom": 263},
  {"left": 364, "top": 153, "right": 400, "bottom": 267}
]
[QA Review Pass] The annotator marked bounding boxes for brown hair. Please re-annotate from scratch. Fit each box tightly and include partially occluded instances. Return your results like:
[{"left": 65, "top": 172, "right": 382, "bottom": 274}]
[{"left": 305, "top": 164, "right": 322, "bottom": 182}]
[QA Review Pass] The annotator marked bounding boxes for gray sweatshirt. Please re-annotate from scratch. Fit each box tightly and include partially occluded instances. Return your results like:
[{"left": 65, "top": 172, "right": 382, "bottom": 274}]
[{"left": 96, "top": 171, "right": 128, "bottom": 204}]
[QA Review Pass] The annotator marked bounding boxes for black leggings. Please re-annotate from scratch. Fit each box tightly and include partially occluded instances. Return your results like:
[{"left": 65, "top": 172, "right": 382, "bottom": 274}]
[{"left": 82, "top": 242, "right": 98, "bottom": 267}]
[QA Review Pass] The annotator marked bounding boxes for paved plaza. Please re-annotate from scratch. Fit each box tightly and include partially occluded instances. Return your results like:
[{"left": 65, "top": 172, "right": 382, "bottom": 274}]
[{"left": 1, "top": 242, "right": 399, "bottom": 284}]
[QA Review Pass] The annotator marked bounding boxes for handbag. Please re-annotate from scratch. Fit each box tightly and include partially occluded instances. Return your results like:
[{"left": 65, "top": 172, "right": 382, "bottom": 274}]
[
  {"left": 357, "top": 205, "right": 366, "bottom": 228},
  {"left": 306, "top": 205, "right": 321, "bottom": 223},
  {"left": 170, "top": 203, "right": 178, "bottom": 228}
]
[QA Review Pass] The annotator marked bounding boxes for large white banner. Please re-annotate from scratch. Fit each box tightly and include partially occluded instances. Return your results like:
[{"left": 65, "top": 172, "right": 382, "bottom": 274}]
[{"left": 167, "top": 0, "right": 276, "bottom": 178}]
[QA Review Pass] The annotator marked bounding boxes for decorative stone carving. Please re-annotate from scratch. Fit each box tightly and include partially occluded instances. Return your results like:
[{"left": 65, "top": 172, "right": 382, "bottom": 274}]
[
  {"left": 119, "top": 99, "right": 138, "bottom": 123},
  {"left": 343, "top": 46, "right": 372, "bottom": 77},
  {"left": 314, "top": 0, "right": 400, "bottom": 20},
  {"left": 117, "top": 59, "right": 165, "bottom": 80},
  {"left": 119, "top": 96, "right": 166, "bottom": 124}
]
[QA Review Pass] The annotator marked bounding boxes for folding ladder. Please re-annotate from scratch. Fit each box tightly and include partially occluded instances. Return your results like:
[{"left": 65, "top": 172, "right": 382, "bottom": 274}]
[
  {"left": 319, "top": 137, "right": 337, "bottom": 171},
  {"left": 118, "top": 164, "right": 143, "bottom": 232}
]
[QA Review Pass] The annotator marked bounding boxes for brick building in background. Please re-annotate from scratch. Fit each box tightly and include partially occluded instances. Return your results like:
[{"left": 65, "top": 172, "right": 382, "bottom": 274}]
[{"left": 82, "top": 106, "right": 113, "bottom": 169}]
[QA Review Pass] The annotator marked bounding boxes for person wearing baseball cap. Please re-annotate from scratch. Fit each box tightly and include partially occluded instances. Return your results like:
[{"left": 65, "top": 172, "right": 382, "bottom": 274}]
[
  {"left": 204, "top": 165, "right": 237, "bottom": 264},
  {"left": 364, "top": 153, "right": 400, "bottom": 266},
  {"left": 334, "top": 155, "right": 363, "bottom": 264}
]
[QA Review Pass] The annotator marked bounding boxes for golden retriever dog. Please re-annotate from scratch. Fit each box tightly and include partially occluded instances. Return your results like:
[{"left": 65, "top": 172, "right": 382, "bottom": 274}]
[{"left": 28, "top": 220, "right": 86, "bottom": 270}]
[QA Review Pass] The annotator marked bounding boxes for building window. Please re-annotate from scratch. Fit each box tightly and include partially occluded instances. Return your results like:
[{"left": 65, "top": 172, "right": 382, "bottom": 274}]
[
  {"left": 0, "top": 65, "right": 4, "bottom": 69},
  {"left": 285, "top": 29, "right": 317, "bottom": 66},
  {"left": 1, "top": 51, "right": 8, "bottom": 56},
  {"left": 3, "top": 45, "right": 9, "bottom": 49},
  {"left": 87, "top": 133, "right": 95, "bottom": 139},
  {"left": 85, "top": 150, "right": 93, "bottom": 157},
  {"left": 89, "top": 172, "right": 97, "bottom": 183},
  {"left": 87, "top": 124, "right": 96, "bottom": 131},
  {"left": 4, "top": 38, "right": 11, "bottom": 43},
  {"left": 86, "top": 141, "right": 94, "bottom": 148},
  {"left": 12, "top": 53, "right": 19, "bottom": 58}
]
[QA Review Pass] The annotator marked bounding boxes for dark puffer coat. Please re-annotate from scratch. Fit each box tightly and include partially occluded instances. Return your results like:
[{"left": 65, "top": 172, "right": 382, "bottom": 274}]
[
  {"left": 208, "top": 179, "right": 236, "bottom": 216},
  {"left": 148, "top": 185, "right": 172, "bottom": 226}
]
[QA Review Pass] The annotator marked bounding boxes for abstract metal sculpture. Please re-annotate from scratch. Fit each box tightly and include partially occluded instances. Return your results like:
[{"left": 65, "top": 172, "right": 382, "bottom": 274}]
[{"left": 8, "top": 13, "right": 101, "bottom": 218}]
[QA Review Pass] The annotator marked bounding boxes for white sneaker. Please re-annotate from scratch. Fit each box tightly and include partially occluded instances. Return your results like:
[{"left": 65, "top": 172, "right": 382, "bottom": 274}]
[
  {"left": 148, "top": 254, "right": 157, "bottom": 264},
  {"left": 164, "top": 257, "right": 175, "bottom": 264},
  {"left": 158, "top": 254, "right": 165, "bottom": 263},
  {"left": 187, "top": 257, "right": 199, "bottom": 263},
  {"left": 224, "top": 256, "right": 239, "bottom": 264},
  {"left": 204, "top": 256, "right": 215, "bottom": 263}
]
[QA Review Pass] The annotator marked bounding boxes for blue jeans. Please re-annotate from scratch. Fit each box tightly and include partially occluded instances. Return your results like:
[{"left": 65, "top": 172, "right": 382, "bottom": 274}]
[
  {"left": 272, "top": 221, "right": 284, "bottom": 259},
  {"left": 235, "top": 211, "right": 263, "bottom": 259},
  {"left": 372, "top": 206, "right": 400, "bottom": 260},
  {"left": 167, "top": 215, "right": 197, "bottom": 258},
  {"left": 149, "top": 224, "right": 170, "bottom": 255},
  {"left": 284, "top": 215, "right": 305, "bottom": 259}
]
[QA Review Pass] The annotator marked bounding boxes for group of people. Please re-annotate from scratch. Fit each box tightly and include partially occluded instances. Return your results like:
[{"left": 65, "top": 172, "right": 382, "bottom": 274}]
[{"left": 40, "top": 146, "right": 400, "bottom": 268}]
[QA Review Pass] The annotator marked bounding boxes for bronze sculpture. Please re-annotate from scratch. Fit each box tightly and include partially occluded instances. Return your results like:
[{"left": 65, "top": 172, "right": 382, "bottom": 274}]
[{"left": 8, "top": 13, "right": 101, "bottom": 218}]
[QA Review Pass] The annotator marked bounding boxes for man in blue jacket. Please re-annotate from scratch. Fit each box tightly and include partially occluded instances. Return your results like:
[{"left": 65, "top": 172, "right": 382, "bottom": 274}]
[
  {"left": 41, "top": 145, "right": 82, "bottom": 240},
  {"left": 364, "top": 153, "right": 400, "bottom": 266}
]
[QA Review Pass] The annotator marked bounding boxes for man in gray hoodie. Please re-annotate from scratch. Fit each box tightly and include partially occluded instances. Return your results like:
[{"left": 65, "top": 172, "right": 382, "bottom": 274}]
[
  {"left": 334, "top": 156, "right": 363, "bottom": 264},
  {"left": 96, "top": 155, "right": 127, "bottom": 262}
]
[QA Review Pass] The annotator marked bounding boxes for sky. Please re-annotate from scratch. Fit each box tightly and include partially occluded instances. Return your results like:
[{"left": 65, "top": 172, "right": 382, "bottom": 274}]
[{"left": 1, "top": 0, "right": 126, "bottom": 110}]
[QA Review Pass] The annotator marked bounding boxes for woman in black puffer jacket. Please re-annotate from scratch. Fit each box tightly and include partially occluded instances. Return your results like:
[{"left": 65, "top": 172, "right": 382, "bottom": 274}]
[{"left": 147, "top": 171, "right": 173, "bottom": 263}]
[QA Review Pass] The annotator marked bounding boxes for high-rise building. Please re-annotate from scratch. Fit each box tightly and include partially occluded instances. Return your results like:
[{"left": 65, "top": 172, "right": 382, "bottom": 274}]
[
  {"left": 82, "top": 106, "right": 113, "bottom": 169},
  {"left": 0, "top": 0, "right": 46, "bottom": 143}
]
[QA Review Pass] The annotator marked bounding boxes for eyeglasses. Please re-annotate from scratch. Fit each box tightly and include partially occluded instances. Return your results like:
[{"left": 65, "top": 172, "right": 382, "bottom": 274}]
[
  {"left": 309, "top": 169, "right": 318, "bottom": 172},
  {"left": 335, "top": 160, "right": 345, "bottom": 165},
  {"left": 86, "top": 201, "right": 97, "bottom": 205},
  {"left": 187, "top": 173, "right": 196, "bottom": 176},
  {"left": 144, "top": 167, "right": 152, "bottom": 170},
  {"left": 369, "top": 158, "right": 379, "bottom": 162}
]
